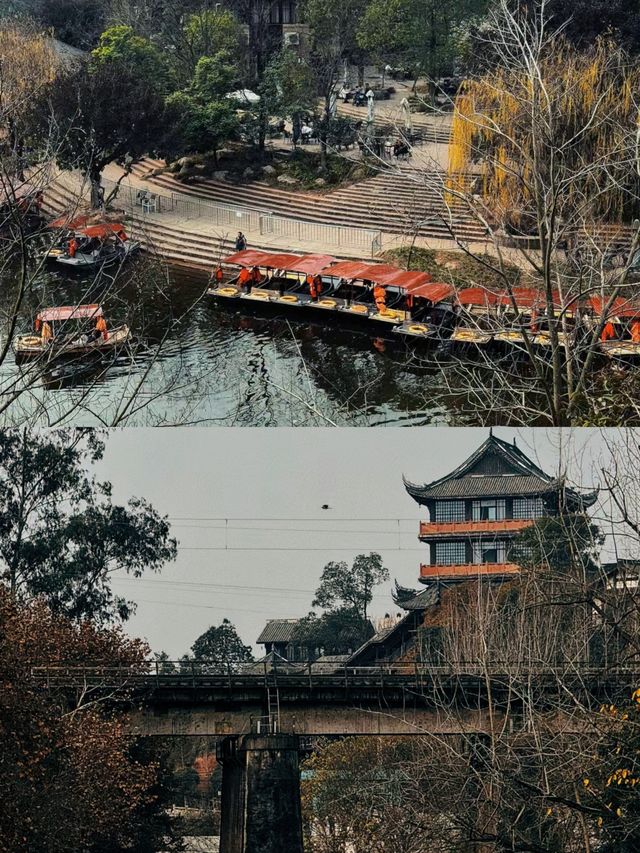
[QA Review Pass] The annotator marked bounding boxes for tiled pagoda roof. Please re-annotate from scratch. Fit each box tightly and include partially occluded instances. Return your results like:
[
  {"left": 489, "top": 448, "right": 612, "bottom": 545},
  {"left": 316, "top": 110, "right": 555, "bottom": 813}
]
[{"left": 403, "top": 433, "right": 597, "bottom": 508}]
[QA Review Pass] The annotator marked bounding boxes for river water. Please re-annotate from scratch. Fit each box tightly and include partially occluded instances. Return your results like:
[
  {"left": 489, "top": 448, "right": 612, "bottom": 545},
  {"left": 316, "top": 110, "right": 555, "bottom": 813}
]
[{"left": 0, "top": 255, "right": 529, "bottom": 427}]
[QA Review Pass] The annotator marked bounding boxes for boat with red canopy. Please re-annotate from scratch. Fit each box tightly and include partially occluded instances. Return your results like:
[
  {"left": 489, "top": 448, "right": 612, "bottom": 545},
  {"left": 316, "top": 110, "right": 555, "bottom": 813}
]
[
  {"left": 14, "top": 304, "right": 131, "bottom": 359},
  {"left": 45, "top": 221, "right": 140, "bottom": 270},
  {"left": 208, "top": 250, "right": 457, "bottom": 339},
  {"left": 451, "top": 285, "right": 576, "bottom": 349}
]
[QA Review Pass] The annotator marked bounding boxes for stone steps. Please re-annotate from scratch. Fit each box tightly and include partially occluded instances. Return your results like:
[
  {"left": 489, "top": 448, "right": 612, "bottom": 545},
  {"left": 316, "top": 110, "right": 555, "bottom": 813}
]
[
  {"left": 41, "top": 178, "right": 377, "bottom": 270},
  {"left": 336, "top": 101, "right": 452, "bottom": 143},
  {"left": 131, "top": 160, "right": 487, "bottom": 242}
]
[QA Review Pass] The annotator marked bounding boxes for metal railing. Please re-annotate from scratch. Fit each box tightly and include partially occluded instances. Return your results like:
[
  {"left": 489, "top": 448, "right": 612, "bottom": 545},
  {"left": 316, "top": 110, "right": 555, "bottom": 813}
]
[
  {"left": 102, "top": 177, "right": 383, "bottom": 255},
  {"left": 29, "top": 660, "right": 640, "bottom": 689}
]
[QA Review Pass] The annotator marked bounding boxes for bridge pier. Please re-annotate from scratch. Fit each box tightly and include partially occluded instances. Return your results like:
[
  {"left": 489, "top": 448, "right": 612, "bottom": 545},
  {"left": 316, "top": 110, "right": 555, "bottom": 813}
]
[{"left": 218, "top": 734, "right": 304, "bottom": 853}]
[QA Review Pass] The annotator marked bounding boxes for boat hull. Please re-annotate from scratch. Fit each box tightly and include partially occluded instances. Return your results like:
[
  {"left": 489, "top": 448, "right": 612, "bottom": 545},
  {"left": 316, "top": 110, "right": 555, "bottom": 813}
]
[
  {"left": 14, "top": 325, "right": 131, "bottom": 361},
  {"left": 208, "top": 284, "right": 440, "bottom": 341},
  {"left": 53, "top": 242, "right": 141, "bottom": 271}
]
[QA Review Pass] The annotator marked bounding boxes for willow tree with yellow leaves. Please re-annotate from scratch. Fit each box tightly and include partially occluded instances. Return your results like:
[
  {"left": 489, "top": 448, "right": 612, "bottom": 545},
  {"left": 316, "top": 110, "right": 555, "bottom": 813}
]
[
  {"left": 406, "top": 0, "right": 640, "bottom": 426},
  {"left": 0, "top": 19, "right": 58, "bottom": 176}
]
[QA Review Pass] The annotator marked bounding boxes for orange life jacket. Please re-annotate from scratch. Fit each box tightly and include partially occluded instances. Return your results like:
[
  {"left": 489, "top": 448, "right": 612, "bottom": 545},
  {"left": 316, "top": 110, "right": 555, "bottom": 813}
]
[
  {"left": 215, "top": 267, "right": 224, "bottom": 282},
  {"left": 601, "top": 321, "right": 616, "bottom": 342},
  {"left": 96, "top": 316, "right": 108, "bottom": 341},
  {"left": 631, "top": 321, "right": 640, "bottom": 343},
  {"left": 373, "top": 284, "right": 386, "bottom": 303},
  {"left": 238, "top": 268, "right": 251, "bottom": 285}
]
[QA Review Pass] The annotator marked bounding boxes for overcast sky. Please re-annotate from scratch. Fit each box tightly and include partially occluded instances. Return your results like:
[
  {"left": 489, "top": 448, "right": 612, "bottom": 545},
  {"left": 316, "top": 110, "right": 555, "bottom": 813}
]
[{"left": 97, "top": 428, "right": 612, "bottom": 658}]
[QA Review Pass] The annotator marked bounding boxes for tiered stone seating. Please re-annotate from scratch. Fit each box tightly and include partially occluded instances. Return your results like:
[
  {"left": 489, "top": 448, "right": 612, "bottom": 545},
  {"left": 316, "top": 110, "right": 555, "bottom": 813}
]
[
  {"left": 40, "top": 176, "right": 375, "bottom": 269},
  {"left": 131, "top": 158, "right": 486, "bottom": 243}
]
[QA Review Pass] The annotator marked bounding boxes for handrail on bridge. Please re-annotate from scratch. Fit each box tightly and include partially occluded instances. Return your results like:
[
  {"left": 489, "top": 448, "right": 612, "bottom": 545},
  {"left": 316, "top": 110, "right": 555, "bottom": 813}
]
[{"left": 28, "top": 659, "right": 640, "bottom": 688}]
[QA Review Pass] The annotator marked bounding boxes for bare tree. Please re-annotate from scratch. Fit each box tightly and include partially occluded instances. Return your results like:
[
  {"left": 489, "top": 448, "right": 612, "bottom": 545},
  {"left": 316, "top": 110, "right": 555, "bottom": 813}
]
[{"left": 376, "top": 0, "right": 640, "bottom": 426}]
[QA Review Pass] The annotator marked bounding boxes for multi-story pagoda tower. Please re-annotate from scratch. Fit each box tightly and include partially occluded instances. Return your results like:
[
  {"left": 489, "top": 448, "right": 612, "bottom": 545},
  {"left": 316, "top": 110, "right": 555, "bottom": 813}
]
[{"left": 402, "top": 432, "right": 597, "bottom": 585}]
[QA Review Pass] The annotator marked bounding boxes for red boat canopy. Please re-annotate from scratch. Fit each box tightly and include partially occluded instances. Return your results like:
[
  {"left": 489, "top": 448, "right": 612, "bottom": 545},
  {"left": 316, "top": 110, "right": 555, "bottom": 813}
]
[
  {"left": 282, "top": 254, "right": 338, "bottom": 275},
  {"left": 223, "top": 249, "right": 303, "bottom": 268},
  {"left": 37, "top": 305, "right": 103, "bottom": 322},
  {"left": 410, "top": 282, "right": 455, "bottom": 303},
  {"left": 457, "top": 287, "right": 501, "bottom": 307},
  {"left": 319, "top": 260, "right": 399, "bottom": 282},
  {"left": 376, "top": 270, "right": 432, "bottom": 290},
  {"left": 80, "top": 223, "right": 126, "bottom": 238},
  {"left": 458, "top": 286, "right": 574, "bottom": 313},
  {"left": 48, "top": 213, "right": 91, "bottom": 230},
  {"left": 589, "top": 294, "right": 640, "bottom": 318},
  {"left": 224, "top": 249, "right": 273, "bottom": 267}
]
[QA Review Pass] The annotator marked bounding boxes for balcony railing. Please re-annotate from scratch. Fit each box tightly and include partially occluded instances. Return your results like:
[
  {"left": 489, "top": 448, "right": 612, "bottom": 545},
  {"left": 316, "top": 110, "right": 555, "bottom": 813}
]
[
  {"left": 420, "top": 519, "right": 534, "bottom": 537},
  {"left": 420, "top": 563, "right": 520, "bottom": 579}
]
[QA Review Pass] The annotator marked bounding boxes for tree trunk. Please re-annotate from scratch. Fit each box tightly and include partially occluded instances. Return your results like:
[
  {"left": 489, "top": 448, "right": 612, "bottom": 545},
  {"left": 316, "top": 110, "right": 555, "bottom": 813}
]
[{"left": 89, "top": 165, "right": 105, "bottom": 211}]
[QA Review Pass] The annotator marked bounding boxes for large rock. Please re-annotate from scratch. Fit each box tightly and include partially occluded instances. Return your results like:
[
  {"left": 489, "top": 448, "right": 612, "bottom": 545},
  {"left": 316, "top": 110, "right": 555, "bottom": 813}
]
[
  {"left": 277, "top": 175, "right": 298, "bottom": 185},
  {"left": 213, "top": 171, "right": 228, "bottom": 181},
  {"left": 242, "top": 167, "right": 255, "bottom": 180},
  {"left": 262, "top": 165, "right": 277, "bottom": 176},
  {"left": 314, "top": 178, "right": 327, "bottom": 187}
]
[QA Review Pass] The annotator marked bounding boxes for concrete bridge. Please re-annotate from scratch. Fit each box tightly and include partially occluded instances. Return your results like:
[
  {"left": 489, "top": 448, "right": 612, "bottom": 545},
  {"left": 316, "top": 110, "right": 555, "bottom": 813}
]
[{"left": 33, "top": 663, "right": 636, "bottom": 853}]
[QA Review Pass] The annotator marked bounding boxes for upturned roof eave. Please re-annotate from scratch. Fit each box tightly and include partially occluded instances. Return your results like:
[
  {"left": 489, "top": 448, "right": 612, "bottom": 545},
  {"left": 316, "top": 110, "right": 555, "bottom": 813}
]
[{"left": 403, "top": 434, "right": 554, "bottom": 502}]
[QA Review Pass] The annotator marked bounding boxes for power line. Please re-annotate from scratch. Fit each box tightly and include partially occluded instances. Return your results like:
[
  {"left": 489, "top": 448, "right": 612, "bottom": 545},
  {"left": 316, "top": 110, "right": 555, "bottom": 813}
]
[
  {"left": 111, "top": 577, "right": 396, "bottom": 600},
  {"left": 176, "top": 546, "right": 425, "bottom": 551},
  {"left": 167, "top": 516, "right": 422, "bottom": 522},
  {"left": 134, "top": 598, "right": 286, "bottom": 616}
]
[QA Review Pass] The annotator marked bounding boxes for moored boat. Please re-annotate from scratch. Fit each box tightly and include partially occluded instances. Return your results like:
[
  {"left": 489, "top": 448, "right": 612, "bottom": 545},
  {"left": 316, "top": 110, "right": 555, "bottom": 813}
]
[
  {"left": 208, "top": 250, "right": 456, "bottom": 340},
  {"left": 14, "top": 304, "right": 131, "bottom": 360},
  {"left": 44, "top": 222, "right": 140, "bottom": 271}
]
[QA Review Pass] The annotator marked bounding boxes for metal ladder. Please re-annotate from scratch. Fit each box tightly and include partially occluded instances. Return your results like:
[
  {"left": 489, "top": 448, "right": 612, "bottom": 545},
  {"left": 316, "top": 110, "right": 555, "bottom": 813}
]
[{"left": 267, "top": 684, "right": 280, "bottom": 734}]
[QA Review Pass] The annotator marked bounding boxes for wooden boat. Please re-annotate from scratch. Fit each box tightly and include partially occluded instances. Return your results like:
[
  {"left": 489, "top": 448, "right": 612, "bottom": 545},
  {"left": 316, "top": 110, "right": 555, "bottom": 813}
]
[
  {"left": 208, "top": 250, "right": 455, "bottom": 339},
  {"left": 14, "top": 304, "right": 131, "bottom": 360},
  {"left": 45, "top": 223, "right": 140, "bottom": 271}
]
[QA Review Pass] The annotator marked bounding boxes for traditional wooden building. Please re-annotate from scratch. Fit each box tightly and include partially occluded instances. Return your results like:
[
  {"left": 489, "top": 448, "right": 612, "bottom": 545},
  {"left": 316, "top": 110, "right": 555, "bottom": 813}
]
[
  {"left": 349, "top": 432, "right": 598, "bottom": 667},
  {"left": 402, "top": 431, "right": 597, "bottom": 585}
]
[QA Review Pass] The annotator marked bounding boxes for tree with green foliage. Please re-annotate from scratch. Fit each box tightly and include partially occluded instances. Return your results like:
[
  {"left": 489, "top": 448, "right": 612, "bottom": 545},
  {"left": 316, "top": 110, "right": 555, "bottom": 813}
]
[
  {"left": 174, "top": 8, "right": 245, "bottom": 82},
  {"left": 163, "top": 52, "right": 239, "bottom": 163},
  {"left": 251, "top": 48, "right": 316, "bottom": 149},
  {"left": 291, "top": 552, "right": 387, "bottom": 656},
  {"left": 293, "top": 606, "right": 374, "bottom": 656},
  {"left": 313, "top": 552, "right": 389, "bottom": 621},
  {"left": 357, "top": 0, "right": 488, "bottom": 91},
  {"left": 510, "top": 512, "right": 604, "bottom": 576},
  {"left": 191, "top": 618, "right": 254, "bottom": 664},
  {"left": 299, "top": 0, "right": 367, "bottom": 167},
  {"left": 45, "top": 28, "right": 167, "bottom": 206},
  {"left": 0, "top": 429, "right": 177, "bottom": 624},
  {"left": 91, "top": 24, "right": 169, "bottom": 83}
]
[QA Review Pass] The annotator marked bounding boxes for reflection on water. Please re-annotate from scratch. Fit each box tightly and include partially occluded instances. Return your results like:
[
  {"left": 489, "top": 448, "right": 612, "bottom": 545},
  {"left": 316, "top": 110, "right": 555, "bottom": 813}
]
[{"left": 0, "top": 256, "right": 509, "bottom": 427}]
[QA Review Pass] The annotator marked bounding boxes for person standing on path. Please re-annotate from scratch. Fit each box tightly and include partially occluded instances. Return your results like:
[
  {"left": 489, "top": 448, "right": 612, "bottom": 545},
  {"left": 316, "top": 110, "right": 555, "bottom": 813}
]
[{"left": 235, "top": 232, "right": 247, "bottom": 252}]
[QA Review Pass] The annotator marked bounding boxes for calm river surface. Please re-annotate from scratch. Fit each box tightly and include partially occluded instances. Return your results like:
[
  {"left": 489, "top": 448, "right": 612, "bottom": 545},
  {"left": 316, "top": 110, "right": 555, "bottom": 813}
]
[{"left": 0, "top": 256, "right": 517, "bottom": 427}]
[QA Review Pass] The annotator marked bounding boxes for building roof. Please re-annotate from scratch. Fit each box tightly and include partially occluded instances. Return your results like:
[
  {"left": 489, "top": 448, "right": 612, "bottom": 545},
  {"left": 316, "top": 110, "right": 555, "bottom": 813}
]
[
  {"left": 403, "top": 432, "right": 597, "bottom": 508},
  {"left": 346, "top": 613, "right": 410, "bottom": 662},
  {"left": 392, "top": 581, "right": 441, "bottom": 611},
  {"left": 256, "top": 619, "right": 300, "bottom": 644}
]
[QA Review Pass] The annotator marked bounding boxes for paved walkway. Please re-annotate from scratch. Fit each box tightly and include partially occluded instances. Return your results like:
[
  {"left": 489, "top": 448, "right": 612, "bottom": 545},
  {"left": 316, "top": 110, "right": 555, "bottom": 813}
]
[{"left": 43, "top": 166, "right": 539, "bottom": 275}]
